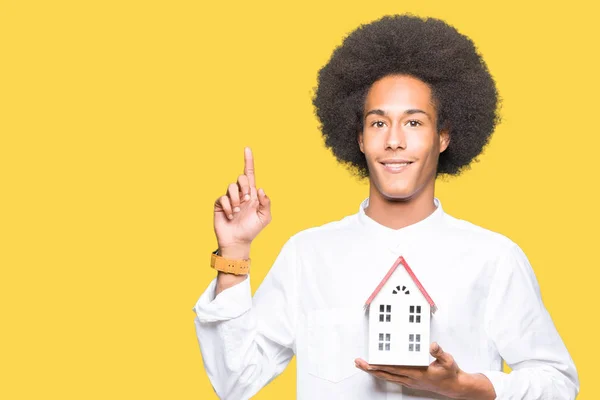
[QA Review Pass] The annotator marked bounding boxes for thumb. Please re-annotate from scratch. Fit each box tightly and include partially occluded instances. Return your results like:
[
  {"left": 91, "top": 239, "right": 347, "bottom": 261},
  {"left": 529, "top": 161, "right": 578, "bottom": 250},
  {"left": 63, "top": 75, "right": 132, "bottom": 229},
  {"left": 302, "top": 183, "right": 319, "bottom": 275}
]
[
  {"left": 430, "top": 342, "right": 447, "bottom": 362},
  {"left": 257, "top": 188, "right": 271, "bottom": 213}
]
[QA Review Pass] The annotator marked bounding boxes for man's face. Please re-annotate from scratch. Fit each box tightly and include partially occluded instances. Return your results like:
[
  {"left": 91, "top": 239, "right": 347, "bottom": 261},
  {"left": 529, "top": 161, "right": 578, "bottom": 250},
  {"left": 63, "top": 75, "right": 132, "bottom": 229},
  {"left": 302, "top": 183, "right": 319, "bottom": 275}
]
[{"left": 358, "top": 74, "right": 450, "bottom": 201}]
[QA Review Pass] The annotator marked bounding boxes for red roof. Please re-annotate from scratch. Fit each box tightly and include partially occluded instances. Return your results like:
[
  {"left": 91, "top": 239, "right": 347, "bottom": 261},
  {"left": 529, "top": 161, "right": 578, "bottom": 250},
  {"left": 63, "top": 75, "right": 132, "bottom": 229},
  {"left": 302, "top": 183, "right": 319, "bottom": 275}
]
[{"left": 364, "top": 256, "right": 437, "bottom": 313}]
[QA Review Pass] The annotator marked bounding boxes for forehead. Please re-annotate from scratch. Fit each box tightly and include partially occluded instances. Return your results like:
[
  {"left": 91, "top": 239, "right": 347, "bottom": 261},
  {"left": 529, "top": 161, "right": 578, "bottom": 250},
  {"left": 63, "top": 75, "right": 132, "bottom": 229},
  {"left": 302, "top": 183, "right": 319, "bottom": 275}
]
[{"left": 364, "top": 74, "right": 435, "bottom": 112}]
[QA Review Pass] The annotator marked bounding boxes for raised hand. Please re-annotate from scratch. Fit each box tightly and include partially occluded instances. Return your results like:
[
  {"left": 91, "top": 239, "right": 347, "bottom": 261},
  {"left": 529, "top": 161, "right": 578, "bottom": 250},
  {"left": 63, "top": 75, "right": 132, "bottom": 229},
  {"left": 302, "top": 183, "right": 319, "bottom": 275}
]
[{"left": 213, "top": 147, "right": 271, "bottom": 253}]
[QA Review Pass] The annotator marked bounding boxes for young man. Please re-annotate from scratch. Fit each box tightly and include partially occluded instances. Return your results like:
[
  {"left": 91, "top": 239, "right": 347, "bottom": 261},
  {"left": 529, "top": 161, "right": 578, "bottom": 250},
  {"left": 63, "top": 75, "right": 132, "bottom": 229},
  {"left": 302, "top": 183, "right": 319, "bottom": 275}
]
[{"left": 193, "top": 15, "right": 579, "bottom": 399}]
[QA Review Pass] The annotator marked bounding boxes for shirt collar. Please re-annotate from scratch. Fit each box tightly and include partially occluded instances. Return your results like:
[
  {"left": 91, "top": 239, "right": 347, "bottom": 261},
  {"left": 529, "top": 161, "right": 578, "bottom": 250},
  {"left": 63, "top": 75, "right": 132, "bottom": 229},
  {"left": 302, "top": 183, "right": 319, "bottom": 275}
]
[{"left": 357, "top": 197, "right": 445, "bottom": 249}]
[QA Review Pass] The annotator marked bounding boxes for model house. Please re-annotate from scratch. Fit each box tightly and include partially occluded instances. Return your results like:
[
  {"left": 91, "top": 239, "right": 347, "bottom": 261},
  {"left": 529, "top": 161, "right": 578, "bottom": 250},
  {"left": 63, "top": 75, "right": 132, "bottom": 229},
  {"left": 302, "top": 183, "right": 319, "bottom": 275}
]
[{"left": 363, "top": 255, "right": 437, "bottom": 366}]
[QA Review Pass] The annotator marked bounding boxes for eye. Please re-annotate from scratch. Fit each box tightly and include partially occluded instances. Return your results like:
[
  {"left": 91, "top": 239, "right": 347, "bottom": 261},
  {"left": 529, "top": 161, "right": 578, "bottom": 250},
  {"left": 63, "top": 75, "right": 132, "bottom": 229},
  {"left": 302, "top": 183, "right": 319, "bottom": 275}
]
[
  {"left": 370, "top": 120, "right": 386, "bottom": 128},
  {"left": 406, "top": 120, "right": 422, "bottom": 127}
]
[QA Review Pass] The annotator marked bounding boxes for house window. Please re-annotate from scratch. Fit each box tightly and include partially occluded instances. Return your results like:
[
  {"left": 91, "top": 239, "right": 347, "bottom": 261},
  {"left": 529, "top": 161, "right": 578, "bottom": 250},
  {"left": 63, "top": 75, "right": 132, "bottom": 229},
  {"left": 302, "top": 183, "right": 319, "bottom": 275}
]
[
  {"left": 378, "top": 333, "right": 391, "bottom": 351},
  {"left": 409, "top": 305, "right": 422, "bottom": 323},
  {"left": 379, "top": 304, "right": 391, "bottom": 322},
  {"left": 392, "top": 285, "right": 410, "bottom": 295},
  {"left": 408, "top": 334, "right": 421, "bottom": 352}
]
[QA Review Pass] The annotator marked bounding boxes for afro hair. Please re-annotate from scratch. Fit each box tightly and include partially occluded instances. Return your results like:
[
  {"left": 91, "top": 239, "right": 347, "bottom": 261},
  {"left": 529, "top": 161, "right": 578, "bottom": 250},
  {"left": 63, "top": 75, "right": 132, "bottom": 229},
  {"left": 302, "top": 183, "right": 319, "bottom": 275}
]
[{"left": 312, "top": 14, "right": 501, "bottom": 179}]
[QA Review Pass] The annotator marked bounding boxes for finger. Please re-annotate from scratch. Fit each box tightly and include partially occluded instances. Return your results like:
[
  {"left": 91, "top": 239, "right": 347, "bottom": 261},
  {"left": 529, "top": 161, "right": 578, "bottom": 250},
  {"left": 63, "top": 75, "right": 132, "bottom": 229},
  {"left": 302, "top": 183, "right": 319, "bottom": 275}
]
[
  {"left": 354, "top": 357, "right": 369, "bottom": 367},
  {"left": 366, "top": 363, "right": 421, "bottom": 380},
  {"left": 354, "top": 359, "right": 370, "bottom": 371},
  {"left": 237, "top": 174, "right": 250, "bottom": 202},
  {"left": 228, "top": 183, "right": 241, "bottom": 213},
  {"left": 364, "top": 369, "right": 415, "bottom": 387},
  {"left": 218, "top": 195, "right": 234, "bottom": 220},
  {"left": 257, "top": 189, "right": 271, "bottom": 223},
  {"left": 430, "top": 342, "right": 442, "bottom": 357},
  {"left": 430, "top": 342, "right": 450, "bottom": 364},
  {"left": 257, "top": 188, "right": 270, "bottom": 209},
  {"left": 244, "top": 147, "right": 256, "bottom": 188},
  {"left": 249, "top": 185, "right": 258, "bottom": 201}
]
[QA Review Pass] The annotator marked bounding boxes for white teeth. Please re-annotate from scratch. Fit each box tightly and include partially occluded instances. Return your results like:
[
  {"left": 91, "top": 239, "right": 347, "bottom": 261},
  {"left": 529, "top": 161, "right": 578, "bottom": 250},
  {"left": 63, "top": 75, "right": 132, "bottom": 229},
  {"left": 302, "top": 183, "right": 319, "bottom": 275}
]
[{"left": 384, "top": 162, "right": 410, "bottom": 167}]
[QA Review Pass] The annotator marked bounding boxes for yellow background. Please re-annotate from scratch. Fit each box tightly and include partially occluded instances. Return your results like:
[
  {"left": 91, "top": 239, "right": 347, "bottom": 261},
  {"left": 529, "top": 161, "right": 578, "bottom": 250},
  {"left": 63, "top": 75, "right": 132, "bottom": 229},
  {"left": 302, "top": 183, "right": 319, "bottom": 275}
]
[{"left": 1, "top": 0, "right": 597, "bottom": 398}]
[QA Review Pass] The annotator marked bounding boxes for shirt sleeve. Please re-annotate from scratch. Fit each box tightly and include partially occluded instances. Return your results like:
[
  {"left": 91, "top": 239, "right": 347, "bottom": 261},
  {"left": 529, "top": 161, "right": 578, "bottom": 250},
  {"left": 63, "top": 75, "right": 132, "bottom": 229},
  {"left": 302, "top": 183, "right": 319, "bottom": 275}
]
[
  {"left": 479, "top": 243, "right": 580, "bottom": 399},
  {"left": 192, "top": 237, "right": 298, "bottom": 400}
]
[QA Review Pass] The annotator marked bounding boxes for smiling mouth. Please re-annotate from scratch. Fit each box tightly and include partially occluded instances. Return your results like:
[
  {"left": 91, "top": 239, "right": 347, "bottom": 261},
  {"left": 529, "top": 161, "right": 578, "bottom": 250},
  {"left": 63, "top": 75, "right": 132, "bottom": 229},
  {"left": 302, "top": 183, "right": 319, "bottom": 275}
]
[{"left": 380, "top": 162, "right": 413, "bottom": 173}]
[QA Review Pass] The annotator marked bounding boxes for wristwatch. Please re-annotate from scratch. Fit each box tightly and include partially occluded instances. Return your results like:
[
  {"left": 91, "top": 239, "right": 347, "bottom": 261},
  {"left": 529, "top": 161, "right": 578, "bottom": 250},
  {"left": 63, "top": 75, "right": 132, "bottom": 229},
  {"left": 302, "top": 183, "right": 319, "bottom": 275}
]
[{"left": 210, "top": 248, "right": 251, "bottom": 275}]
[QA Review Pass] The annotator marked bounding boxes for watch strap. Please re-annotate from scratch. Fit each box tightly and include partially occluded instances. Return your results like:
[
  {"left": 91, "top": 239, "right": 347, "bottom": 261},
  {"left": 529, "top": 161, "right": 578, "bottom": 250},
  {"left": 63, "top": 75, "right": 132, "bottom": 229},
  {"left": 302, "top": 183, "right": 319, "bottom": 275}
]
[{"left": 210, "top": 249, "right": 250, "bottom": 275}]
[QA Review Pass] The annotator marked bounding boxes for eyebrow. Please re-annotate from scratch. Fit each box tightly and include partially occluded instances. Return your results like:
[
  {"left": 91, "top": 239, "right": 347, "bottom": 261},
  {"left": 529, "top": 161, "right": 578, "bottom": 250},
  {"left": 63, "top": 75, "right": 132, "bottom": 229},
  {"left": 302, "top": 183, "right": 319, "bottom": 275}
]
[{"left": 364, "top": 109, "right": 431, "bottom": 119}]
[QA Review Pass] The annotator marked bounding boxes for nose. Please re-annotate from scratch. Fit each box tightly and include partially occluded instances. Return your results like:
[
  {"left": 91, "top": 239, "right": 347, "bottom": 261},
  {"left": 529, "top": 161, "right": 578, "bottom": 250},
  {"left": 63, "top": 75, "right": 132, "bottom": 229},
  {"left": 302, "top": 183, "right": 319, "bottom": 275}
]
[{"left": 385, "top": 124, "right": 406, "bottom": 150}]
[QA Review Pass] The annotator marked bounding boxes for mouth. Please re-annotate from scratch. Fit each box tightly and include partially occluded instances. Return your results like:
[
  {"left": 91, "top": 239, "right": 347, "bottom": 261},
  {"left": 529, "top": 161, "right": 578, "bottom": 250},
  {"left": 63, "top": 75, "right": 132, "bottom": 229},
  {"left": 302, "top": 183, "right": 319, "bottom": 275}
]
[{"left": 379, "top": 161, "right": 413, "bottom": 174}]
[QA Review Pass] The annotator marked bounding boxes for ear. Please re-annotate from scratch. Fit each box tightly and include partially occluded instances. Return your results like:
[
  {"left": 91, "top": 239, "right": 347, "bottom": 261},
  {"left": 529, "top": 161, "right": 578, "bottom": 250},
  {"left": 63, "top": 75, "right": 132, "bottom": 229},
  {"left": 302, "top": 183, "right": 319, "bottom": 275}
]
[
  {"left": 439, "top": 129, "right": 450, "bottom": 153},
  {"left": 358, "top": 132, "right": 364, "bottom": 154}
]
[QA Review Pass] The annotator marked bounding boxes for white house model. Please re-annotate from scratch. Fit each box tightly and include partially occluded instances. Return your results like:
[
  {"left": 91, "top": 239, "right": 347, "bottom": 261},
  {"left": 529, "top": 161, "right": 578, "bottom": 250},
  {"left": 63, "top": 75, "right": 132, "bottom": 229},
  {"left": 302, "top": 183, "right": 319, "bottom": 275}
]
[{"left": 363, "top": 255, "right": 437, "bottom": 366}]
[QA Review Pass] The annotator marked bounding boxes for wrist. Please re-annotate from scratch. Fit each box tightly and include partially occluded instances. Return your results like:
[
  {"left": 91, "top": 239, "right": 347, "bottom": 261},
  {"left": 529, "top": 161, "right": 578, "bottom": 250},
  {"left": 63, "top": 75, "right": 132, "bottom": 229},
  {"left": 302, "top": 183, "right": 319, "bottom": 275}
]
[
  {"left": 218, "top": 243, "right": 251, "bottom": 259},
  {"left": 215, "top": 272, "right": 248, "bottom": 296},
  {"left": 454, "top": 371, "right": 496, "bottom": 400}
]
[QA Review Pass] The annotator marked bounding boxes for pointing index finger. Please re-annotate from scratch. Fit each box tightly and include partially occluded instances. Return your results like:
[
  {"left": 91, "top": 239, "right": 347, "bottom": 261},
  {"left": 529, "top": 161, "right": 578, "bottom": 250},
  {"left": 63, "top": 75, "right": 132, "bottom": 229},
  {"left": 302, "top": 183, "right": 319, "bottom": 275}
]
[{"left": 244, "top": 147, "right": 256, "bottom": 188}]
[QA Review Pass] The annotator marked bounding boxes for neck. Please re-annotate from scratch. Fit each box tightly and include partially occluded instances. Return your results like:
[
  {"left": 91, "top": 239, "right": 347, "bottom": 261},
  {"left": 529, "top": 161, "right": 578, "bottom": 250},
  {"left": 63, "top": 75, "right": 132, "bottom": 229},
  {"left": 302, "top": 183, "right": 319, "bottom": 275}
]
[{"left": 364, "top": 182, "right": 437, "bottom": 230}]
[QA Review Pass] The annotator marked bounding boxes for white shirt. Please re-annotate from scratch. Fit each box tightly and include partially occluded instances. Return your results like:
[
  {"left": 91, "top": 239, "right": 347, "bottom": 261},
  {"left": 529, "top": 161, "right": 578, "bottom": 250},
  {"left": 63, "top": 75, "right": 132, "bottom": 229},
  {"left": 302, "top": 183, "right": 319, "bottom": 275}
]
[{"left": 193, "top": 198, "right": 579, "bottom": 399}]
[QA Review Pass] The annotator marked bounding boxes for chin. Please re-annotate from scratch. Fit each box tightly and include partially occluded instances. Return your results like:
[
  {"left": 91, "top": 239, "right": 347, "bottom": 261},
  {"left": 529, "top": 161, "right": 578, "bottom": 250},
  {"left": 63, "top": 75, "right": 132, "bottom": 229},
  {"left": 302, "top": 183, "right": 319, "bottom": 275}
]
[
  {"left": 381, "top": 191, "right": 416, "bottom": 202},
  {"left": 377, "top": 183, "right": 417, "bottom": 202}
]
